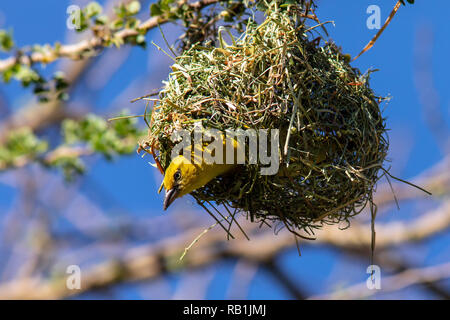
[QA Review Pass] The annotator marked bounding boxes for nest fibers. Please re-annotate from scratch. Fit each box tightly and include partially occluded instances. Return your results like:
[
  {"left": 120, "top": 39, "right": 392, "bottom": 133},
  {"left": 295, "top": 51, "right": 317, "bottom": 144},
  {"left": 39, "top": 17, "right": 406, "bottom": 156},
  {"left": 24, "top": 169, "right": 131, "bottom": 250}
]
[{"left": 145, "top": 6, "right": 388, "bottom": 237}]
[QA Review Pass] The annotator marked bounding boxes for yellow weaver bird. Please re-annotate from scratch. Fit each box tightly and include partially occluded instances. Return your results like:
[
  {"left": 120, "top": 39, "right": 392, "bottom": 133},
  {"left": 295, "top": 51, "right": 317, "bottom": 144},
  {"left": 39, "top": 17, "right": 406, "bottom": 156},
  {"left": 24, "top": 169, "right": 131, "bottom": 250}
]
[{"left": 161, "top": 135, "right": 238, "bottom": 210}]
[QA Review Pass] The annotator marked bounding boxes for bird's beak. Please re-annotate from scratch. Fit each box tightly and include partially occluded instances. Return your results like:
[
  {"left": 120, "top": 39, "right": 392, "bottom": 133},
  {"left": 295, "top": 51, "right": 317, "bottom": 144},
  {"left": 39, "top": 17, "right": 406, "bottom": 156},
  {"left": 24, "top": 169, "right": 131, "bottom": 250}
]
[{"left": 163, "top": 186, "right": 179, "bottom": 210}]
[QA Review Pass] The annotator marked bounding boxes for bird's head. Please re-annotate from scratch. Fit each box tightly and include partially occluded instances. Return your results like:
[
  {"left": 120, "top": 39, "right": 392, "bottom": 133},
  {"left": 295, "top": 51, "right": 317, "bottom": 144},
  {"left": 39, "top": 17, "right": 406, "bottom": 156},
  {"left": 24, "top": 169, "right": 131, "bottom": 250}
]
[
  {"left": 161, "top": 155, "right": 202, "bottom": 210},
  {"left": 160, "top": 138, "right": 238, "bottom": 210}
]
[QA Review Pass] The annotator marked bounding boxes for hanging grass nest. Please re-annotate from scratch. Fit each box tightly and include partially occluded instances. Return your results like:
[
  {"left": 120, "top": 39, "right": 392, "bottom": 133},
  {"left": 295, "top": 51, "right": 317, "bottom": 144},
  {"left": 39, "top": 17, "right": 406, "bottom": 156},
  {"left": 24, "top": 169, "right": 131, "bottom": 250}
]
[{"left": 144, "top": 5, "right": 388, "bottom": 237}]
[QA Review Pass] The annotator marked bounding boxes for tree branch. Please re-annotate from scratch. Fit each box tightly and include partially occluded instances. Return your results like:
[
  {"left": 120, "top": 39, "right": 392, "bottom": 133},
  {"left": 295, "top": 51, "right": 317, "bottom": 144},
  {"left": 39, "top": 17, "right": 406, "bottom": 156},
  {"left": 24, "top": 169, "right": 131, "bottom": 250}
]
[
  {"left": 0, "top": 0, "right": 220, "bottom": 72},
  {"left": 263, "top": 259, "right": 307, "bottom": 299},
  {"left": 310, "top": 261, "right": 450, "bottom": 300},
  {"left": 0, "top": 195, "right": 449, "bottom": 299}
]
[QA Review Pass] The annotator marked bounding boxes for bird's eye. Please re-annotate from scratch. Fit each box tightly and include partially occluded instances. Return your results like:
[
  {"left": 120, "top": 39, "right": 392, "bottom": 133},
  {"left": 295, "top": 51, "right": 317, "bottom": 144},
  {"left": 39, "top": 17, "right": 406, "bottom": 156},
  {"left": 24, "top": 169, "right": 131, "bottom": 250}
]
[{"left": 174, "top": 171, "right": 181, "bottom": 181}]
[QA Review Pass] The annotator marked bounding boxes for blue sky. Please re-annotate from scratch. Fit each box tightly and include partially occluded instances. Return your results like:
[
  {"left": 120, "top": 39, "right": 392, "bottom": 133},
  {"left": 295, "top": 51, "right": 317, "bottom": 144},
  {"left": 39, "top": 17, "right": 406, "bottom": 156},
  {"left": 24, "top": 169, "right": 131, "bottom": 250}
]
[{"left": 0, "top": 1, "right": 449, "bottom": 299}]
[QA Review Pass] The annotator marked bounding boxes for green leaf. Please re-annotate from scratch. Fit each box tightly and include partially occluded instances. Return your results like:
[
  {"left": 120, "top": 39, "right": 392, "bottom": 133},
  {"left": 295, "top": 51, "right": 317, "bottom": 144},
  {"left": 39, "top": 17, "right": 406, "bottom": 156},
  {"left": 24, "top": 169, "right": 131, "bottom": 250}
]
[
  {"left": 74, "top": 11, "right": 89, "bottom": 32},
  {"left": 55, "top": 79, "right": 69, "bottom": 91},
  {"left": 33, "top": 85, "right": 49, "bottom": 95},
  {"left": 38, "top": 96, "right": 50, "bottom": 103},
  {"left": 49, "top": 157, "right": 85, "bottom": 181},
  {"left": 0, "top": 29, "right": 14, "bottom": 51},
  {"left": 0, "top": 128, "right": 48, "bottom": 167},
  {"left": 110, "top": 18, "right": 124, "bottom": 30},
  {"left": 280, "top": 0, "right": 297, "bottom": 7},
  {"left": 160, "top": 0, "right": 170, "bottom": 12},
  {"left": 127, "top": 1, "right": 141, "bottom": 15},
  {"left": 2, "top": 64, "right": 19, "bottom": 83},
  {"left": 160, "top": 0, "right": 175, "bottom": 11},
  {"left": 14, "top": 65, "right": 40, "bottom": 87},
  {"left": 126, "top": 18, "right": 141, "bottom": 29},
  {"left": 111, "top": 35, "right": 124, "bottom": 48},
  {"left": 136, "top": 34, "right": 146, "bottom": 44},
  {"left": 57, "top": 92, "right": 70, "bottom": 101},
  {"left": 95, "top": 15, "right": 109, "bottom": 26},
  {"left": 150, "top": 3, "right": 163, "bottom": 16},
  {"left": 62, "top": 120, "right": 80, "bottom": 144},
  {"left": 84, "top": 1, "right": 103, "bottom": 18},
  {"left": 53, "top": 71, "right": 66, "bottom": 81},
  {"left": 114, "top": 4, "right": 128, "bottom": 18}
]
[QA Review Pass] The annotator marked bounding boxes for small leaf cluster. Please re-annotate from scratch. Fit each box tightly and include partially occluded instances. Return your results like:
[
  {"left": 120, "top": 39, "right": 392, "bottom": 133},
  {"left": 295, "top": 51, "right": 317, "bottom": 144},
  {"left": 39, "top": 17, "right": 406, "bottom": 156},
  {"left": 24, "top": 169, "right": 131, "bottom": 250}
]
[
  {"left": 73, "top": 1, "right": 106, "bottom": 33},
  {"left": 0, "top": 29, "right": 14, "bottom": 51},
  {"left": 0, "top": 0, "right": 253, "bottom": 101},
  {"left": 0, "top": 128, "right": 48, "bottom": 169},
  {"left": 45, "top": 152, "right": 86, "bottom": 180},
  {"left": 112, "top": 0, "right": 142, "bottom": 28},
  {"left": 56, "top": 112, "right": 144, "bottom": 179},
  {"left": 150, "top": 0, "right": 177, "bottom": 18},
  {"left": 0, "top": 112, "right": 145, "bottom": 180},
  {"left": 2, "top": 63, "right": 69, "bottom": 103},
  {"left": 0, "top": 1, "right": 146, "bottom": 101},
  {"left": 62, "top": 112, "right": 143, "bottom": 159},
  {"left": 34, "top": 71, "right": 70, "bottom": 103},
  {"left": 2, "top": 64, "right": 41, "bottom": 87},
  {"left": 67, "top": 1, "right": 145, "bottom": 47},
  {"left": 66, "top": 1, "right": 141, "bottom": 35},
  {"left": 108, "top": 1, "right": 148, "bottom": 48}
]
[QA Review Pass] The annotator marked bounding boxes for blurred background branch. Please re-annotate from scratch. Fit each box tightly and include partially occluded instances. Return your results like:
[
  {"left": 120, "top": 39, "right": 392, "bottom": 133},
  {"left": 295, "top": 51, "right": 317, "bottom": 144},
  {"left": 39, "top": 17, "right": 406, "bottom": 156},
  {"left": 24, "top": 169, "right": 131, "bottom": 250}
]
[{"left": 0, "top": 0, "right": 448, "bottom": 300}]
